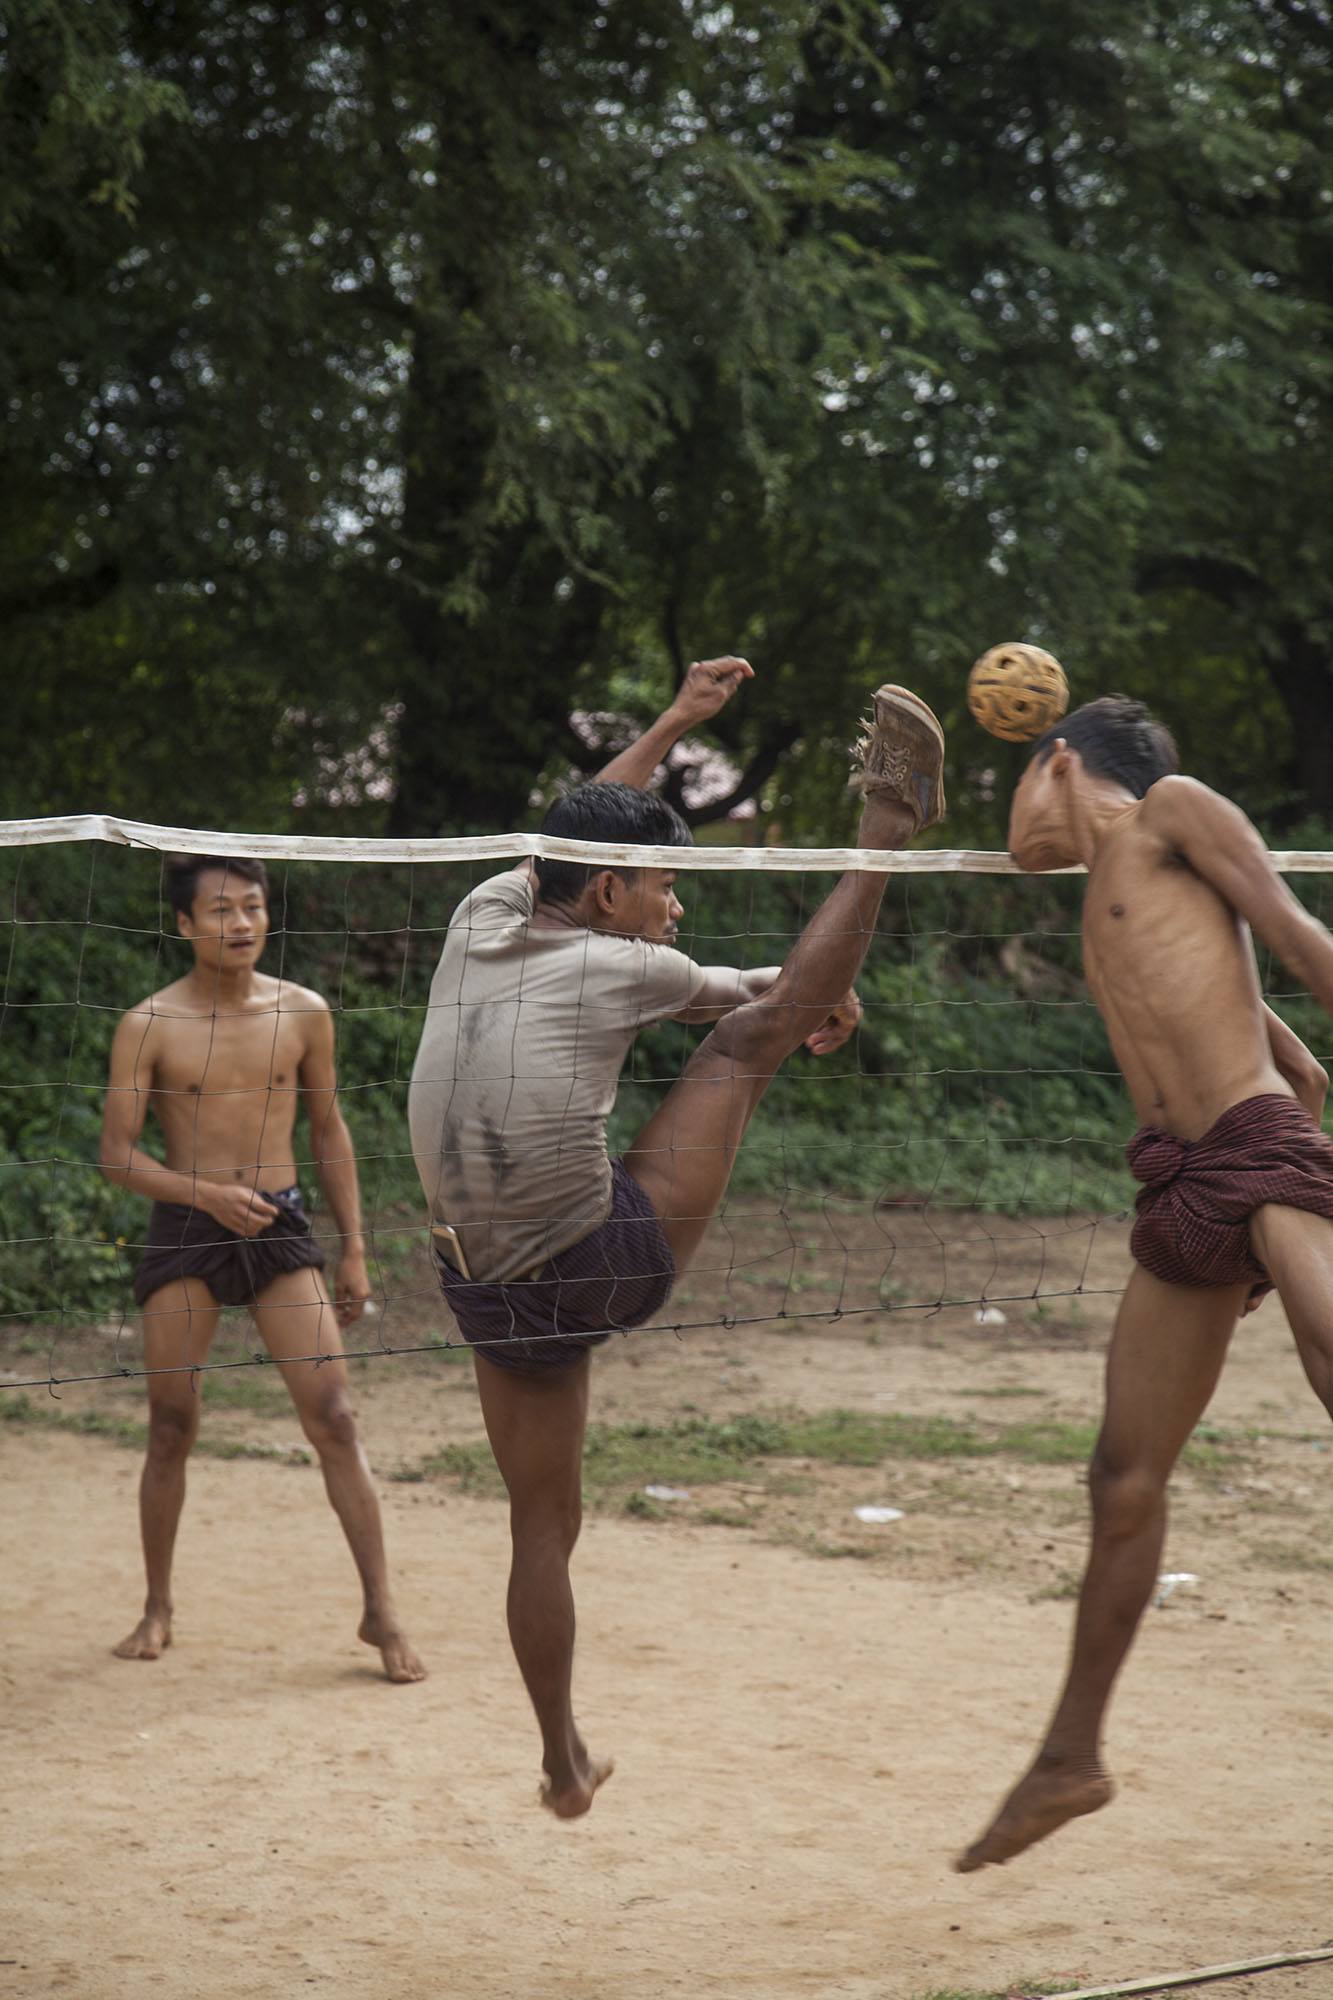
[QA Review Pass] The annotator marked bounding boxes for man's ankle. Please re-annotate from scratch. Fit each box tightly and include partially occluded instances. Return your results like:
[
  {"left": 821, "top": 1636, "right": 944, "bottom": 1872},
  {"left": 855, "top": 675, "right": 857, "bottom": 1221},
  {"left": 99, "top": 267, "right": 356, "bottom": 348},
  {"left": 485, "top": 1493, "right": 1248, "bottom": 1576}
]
[{"left": 859, "top": 796, "right": 917, "bottom": 847}]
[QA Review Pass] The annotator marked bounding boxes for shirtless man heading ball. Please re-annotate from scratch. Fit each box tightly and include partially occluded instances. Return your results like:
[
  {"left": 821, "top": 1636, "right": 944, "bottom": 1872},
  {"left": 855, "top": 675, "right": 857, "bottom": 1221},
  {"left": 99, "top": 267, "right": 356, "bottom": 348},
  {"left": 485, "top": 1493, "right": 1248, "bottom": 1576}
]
[
  {"left": 99, "top": 854, "right": 424, "bottom": 1683},
  {"left": 958, "top": 696, "right": 1333, "bottom": 1871}
]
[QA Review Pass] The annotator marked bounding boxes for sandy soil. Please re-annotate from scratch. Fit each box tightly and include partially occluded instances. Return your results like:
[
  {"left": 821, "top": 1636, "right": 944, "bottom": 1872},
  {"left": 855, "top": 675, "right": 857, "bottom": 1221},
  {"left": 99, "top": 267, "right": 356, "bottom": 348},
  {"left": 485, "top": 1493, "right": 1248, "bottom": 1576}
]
[{"left": 4, "top": 1215, "right": 1333, "bottom": 2000}]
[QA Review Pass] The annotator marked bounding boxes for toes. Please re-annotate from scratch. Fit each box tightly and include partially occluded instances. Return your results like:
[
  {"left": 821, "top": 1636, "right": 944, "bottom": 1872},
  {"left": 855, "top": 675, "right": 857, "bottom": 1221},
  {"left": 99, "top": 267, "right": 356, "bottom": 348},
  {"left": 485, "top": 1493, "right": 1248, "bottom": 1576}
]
[
  {"left": 386, "top": 1655, "right": 427, "bottom": 1684},
  {"left": 113, "top": 1628, "right": 166, "bottom": 1660},
  {"left": 954, "top": 1835, "right": 1003, "bottom": 1874}
]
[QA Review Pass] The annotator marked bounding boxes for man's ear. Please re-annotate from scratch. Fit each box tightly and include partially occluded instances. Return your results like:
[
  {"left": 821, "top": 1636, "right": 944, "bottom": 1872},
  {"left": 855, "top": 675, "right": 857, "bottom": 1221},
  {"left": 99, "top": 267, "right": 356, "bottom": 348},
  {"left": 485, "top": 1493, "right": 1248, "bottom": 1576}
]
[
  {"left": 591, "top": 869, "right": 622, "bottom": 916},
  {"left": 1046, "top": 740, "right": 1073, "bottom": 780},
  {"left": 176, "top": 907, "right": 194, "bottom": 939}
]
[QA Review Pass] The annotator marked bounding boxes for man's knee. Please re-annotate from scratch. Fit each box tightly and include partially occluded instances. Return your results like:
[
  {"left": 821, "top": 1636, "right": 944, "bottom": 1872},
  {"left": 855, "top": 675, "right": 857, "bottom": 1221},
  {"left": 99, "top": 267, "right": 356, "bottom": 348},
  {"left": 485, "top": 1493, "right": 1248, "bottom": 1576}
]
[
  {"left": 510, "top": 1482, "right": 582, "bottom": 1555},
  {"left": 301, "top": 1383, "right": 359, "bottom": 1454},
  {"left": 710, "top": 993, "right": 802, "bottom": 1070},
  {"left": 147, "top": 1397, "right": 198, "bottom": 1461},
  {"left": 1088, "top": 1449, "right": 1164, "bottom": 1539}
]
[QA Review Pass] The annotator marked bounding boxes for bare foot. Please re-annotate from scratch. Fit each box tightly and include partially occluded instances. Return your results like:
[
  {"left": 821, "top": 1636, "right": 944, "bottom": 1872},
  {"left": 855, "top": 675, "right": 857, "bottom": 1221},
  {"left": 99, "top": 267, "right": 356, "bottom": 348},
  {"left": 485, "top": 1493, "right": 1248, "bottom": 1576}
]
[
  {"left": 540, "top": 1753, "right": 615, "bottom": 1820},
  {"left": 113, "top": 1610, "right": 172, "bottom": 1661},
  {"left": 955, "top": 1753, "right": 1114, "bottom": 1872},
  {"left": 358, "top": 1611, "right": 427, "bottom": 1684}
]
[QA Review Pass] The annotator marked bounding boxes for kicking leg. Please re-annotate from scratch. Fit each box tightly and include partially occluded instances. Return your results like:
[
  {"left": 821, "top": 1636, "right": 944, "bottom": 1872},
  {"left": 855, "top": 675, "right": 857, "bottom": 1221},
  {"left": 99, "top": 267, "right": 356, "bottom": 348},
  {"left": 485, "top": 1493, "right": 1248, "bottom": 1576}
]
[
  {"left": 956, "top": 1264, "right": 1246, "bottom": 1871},
  {"left": 250, "top": 1268, "right": 425, "bottom": 1683},
  {"left": 626, "top": 784, "right": 918, "bottom": 1269},
  {"left": 1250, "top": 1204, "right": 1333, "bottom": 1417},
  {"left": 114, "top": 1279, "right": 219, "bottom": 1660},
  {"left": 472, "top": 1349, "right": 611, "bottom": 1818}
]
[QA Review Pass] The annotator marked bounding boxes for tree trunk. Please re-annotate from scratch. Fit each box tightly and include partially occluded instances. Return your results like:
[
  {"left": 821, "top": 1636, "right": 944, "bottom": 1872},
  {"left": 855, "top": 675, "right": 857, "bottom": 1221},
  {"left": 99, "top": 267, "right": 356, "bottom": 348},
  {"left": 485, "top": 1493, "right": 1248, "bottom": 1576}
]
[{"left": 1264, "top": 624, "right": 1333, "bottom": 817}]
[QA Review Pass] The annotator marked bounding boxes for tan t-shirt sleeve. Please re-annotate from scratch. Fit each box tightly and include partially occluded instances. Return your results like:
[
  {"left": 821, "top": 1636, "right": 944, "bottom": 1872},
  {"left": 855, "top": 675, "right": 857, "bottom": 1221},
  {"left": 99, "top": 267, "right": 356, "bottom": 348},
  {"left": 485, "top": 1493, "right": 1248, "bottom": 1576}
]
[
  {"left": 448, "top": 868, "right": 535, "bottom": 932},
  {"left": 626, "top": 942, "right": 710, "bottom": 1025}
]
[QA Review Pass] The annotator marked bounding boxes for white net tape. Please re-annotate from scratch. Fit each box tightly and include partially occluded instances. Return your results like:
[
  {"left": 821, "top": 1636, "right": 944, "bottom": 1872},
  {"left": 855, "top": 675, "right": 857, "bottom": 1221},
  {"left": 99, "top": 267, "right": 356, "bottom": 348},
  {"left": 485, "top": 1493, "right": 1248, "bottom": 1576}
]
[{"left": 4, "top": 812, "right": 1332, "bottom": 872}]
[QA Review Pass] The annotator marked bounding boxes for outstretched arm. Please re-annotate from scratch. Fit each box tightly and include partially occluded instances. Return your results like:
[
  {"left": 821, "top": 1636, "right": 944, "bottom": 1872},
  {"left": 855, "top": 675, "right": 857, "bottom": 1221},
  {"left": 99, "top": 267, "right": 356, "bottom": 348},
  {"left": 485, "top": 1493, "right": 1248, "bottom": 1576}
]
[
  {"left": 674, "top": 966, "right": 863, "bottom": 1054},
  {"left": 1150, "top": 778, "right": 1333, "bottom": 1012},
  {"left": 592, "top": 656, "right": 754, "bottom": 790},
  {"left": 674, "top": 964, "right": 783, "bottom": 1022},
  {"left": 501, "top": 655, "right": 756, "bottom": 888},
  {"left": 1263, "top": 1004, "right": 1329, "bottom": 1124}
]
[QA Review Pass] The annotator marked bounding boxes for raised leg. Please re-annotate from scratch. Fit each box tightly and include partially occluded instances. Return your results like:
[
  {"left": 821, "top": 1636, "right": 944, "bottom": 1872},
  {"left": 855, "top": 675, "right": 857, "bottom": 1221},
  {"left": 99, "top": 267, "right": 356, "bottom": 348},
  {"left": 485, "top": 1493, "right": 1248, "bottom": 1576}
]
[
  {"left": 471, "top": 1349, "right": 612, "bottom": 1817},
  {"left": 1250, "top": 1204, "right": 1333, "bottom": 1416},
  {"left": 624, "top": 790, "right": 915, "bottom": 1270},
  {"left": 956, "top": 1264, "right": 1246, "bottom": 1872},
  {"left": 114, "top": 1278, "right": 220, "bottom": 1660},
  {"left": 249, "top": 1267, "right": 425, "bottom": 1683}
]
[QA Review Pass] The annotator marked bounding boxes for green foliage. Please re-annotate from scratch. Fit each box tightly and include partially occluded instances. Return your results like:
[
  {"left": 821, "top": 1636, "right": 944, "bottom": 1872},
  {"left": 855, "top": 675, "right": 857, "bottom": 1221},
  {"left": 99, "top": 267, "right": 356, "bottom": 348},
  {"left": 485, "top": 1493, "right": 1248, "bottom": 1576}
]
[{"left": 3, "top": 0, "right": 1330, "bottom": 837}]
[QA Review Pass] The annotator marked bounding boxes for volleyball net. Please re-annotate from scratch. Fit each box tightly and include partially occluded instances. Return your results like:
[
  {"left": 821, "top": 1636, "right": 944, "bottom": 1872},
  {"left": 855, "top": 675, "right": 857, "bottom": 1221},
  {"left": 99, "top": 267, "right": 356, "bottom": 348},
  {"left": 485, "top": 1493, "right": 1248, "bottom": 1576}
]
[{"left": 2, "top": 814, "right": 1331, "bottom": 1391}]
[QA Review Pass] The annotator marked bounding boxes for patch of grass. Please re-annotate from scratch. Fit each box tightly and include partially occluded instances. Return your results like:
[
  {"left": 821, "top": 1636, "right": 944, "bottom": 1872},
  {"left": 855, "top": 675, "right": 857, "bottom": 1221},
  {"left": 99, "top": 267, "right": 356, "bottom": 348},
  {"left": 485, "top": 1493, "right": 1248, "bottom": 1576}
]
[
  {"left": 913, "top": 1985, "right": 1070, "bottom": 2000},
  {"left": 197, "top": 1370, "right": 289, "bottom": 1414},
  {"left": 956, "top": 1385, "right": 1046, "bottom": 1400},
  {"left": 780, "top": 1408, "right": 1105, "bottom": 1467},
  {"left": 995, "top": 1419, "right": 1098, "bottom": 1465},
  {"left": 1032, "top": 1298, "right": 1083, "bottom": 1326},
  {"left": 1247, "top": 1539, "right": 1333, "bottom": 1575},
  {"left": 1032, "top": 1571, "right": 1082, "bottom": 1602},
  {"left": 916, "top": 1991, "right": 1067, "bottom": 2000},
  {"left": 417, "top": 1440, "right": 506, "bottom": 1496},
  {"left": 203, "top": 1438, "right": 312, "bottom": 1464},
  {"left": 403, "top": 1407, "right": 1244, "bottom": 1506},
  {"left": 2, "top": 1393, "right": 147, "bottom": 1449},
  {"left": 0, "top": 1391, "right": 310, "bottom": 1465}
]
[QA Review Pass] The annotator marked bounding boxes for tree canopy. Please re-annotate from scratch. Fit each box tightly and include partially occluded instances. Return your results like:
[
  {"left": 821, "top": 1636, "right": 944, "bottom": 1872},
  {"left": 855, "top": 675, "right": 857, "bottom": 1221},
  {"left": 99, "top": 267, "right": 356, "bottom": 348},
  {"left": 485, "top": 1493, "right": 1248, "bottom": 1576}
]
[{"left": 4, "top": 0, "right": 1330, "bottom": 842}]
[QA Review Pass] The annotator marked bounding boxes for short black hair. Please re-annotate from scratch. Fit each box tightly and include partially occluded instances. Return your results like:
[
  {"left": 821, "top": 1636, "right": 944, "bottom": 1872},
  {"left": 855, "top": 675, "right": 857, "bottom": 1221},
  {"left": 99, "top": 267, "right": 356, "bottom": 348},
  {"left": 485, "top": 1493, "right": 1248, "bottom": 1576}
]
[
  {"left": 534, "top": 783, "right": 692, "bottom": 908},
  {"left": 166, "top": 853, "right": 270, "bottom": 919},
  {"left": 1029, "top": 696, "right": 1179, "bottom": 800}
]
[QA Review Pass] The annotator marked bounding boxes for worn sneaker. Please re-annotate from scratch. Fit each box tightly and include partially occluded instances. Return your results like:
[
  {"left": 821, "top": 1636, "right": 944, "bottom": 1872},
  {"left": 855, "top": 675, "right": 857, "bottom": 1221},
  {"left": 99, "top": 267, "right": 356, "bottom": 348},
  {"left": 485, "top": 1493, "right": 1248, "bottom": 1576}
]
[{"left": 851, "top": 685, "right": 947, "bottom": 833}]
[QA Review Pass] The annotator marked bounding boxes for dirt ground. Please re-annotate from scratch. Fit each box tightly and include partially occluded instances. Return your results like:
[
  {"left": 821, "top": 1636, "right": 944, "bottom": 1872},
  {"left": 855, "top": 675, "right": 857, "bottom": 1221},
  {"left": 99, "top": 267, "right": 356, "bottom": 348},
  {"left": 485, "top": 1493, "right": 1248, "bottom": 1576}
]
[{"left": 4, "top": 1211, "right": 1333, "bottom": 2000}]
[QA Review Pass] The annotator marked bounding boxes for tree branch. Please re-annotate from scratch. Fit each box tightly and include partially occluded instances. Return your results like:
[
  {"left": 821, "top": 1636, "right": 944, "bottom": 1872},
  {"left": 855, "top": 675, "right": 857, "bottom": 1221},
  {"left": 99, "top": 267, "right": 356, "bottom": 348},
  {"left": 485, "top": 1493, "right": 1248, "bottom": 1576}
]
[
  {"left": 0, "top": 562, "right": 120, "bottom": 623},
  {"left": 1135, "top": 552, "right": 1267, "bottom": 610},
  {"left": 683, "top": 722, "right": 802, "bottom": 828}
]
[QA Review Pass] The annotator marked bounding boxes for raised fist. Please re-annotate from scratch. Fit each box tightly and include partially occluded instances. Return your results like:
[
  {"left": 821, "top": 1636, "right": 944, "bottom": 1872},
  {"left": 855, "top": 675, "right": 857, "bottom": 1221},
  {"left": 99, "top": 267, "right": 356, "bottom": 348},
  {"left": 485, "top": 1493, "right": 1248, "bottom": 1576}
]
[{"left": 673, "top": 655, "right": 754, "bottom": 726}]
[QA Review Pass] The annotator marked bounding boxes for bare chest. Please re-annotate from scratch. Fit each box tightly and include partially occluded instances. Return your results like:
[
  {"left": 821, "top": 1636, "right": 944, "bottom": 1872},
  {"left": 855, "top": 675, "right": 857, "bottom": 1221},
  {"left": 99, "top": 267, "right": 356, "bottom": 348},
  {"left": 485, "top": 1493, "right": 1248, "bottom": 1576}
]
[{"left": 150, "top": 1012, "right": 307, "bottom": 1103}]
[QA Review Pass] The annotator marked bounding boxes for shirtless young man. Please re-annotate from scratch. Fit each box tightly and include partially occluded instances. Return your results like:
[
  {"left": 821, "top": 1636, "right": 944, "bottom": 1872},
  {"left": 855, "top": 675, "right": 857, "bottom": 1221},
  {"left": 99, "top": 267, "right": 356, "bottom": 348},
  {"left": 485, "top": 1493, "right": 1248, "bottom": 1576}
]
[
  {"left": 958, "top": 696, "right": 1333, "bottom": 1872},
  {"left": 409, "top": 656, "right": 946, "bottom": 1816},
  {"left": 100, "top": 855, "right": 424, "bottom": 1683}
]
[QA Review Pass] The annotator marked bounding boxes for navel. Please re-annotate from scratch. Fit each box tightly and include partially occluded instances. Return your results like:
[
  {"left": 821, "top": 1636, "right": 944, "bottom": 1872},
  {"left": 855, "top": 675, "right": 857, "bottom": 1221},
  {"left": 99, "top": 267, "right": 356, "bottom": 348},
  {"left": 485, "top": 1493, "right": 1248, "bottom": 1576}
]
[{"left": 1109, "top": 904, "right": 1125, "bottom": 919}]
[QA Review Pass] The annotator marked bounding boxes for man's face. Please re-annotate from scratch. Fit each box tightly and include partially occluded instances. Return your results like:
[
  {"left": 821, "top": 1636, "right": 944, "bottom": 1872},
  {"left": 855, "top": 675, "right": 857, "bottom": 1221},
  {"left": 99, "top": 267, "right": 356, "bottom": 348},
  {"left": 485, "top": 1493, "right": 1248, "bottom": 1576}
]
[
  {"left": 179, "top": 868, "right": 269, "bottom": 970},
  {"left": 599, "top": 867, "right": 684, "bottom": 943},
  {"left": 1007, "top": 746, "right": 1077, "bottom": 871}
]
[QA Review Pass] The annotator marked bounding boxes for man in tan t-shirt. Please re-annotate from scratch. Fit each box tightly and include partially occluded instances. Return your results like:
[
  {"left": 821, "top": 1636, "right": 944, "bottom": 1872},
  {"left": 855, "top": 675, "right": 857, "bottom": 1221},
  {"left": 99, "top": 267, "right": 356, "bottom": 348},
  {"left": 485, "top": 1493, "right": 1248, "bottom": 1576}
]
[{"left": 409, "top": 656, "right": 946, "bottom": 1815}]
